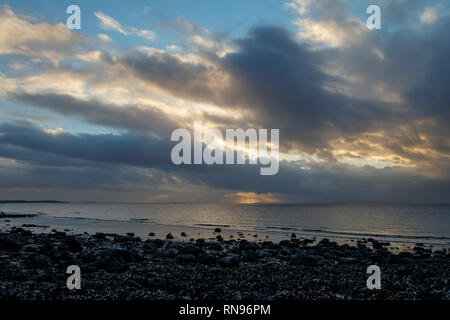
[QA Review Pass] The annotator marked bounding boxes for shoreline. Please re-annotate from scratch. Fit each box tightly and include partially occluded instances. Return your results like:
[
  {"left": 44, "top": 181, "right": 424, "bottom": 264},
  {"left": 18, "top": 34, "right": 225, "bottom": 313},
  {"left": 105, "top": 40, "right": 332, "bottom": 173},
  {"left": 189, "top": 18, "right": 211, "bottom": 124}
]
[
  {"left": 1, "top": 213, "right": 448, "bottom": 252},
  {"left": 0, "top": 227, "right": 449, "bottom": 300}
]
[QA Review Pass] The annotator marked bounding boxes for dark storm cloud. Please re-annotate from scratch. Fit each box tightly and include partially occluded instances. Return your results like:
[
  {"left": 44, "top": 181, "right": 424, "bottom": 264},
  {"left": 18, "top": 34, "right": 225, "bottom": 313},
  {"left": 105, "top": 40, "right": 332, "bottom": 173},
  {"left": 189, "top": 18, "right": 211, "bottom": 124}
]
[
  {"left": 0, "top": 143, "right": 107, "bottom": 168},
  {"left": 0, "top": 121, "right": 448, "bottom": 202},
  {"left": 220, "top": 26, "right": 403, "bottom": 151},
  {"left": 0, "top": 122, "right": 173, "bottom": 168},
  {"left": 0, "top": 158, "right": 180, "bottom": 199},
  {"left": 114, "top": 26, "right": 388, "bottom": 153},
  {"left": 376, "top": 0, "right": 436, "bottom": 25},
  {"left": 114, "top": 16, "right": 449, "bottom": 162},
  {"left": 11, "top": 92, "right": 180, "bottom": 137},
  {"left": 403, "top": 17, "right": 450, "bottom": 122},
  {"left": 167, "top": 159, "right": 450, "bottom": 203},
  {"left": 116, "top": 26, "right": 405, "bottom": 154},
  {"left": 116, "top": 50, "right": 230, "bottom": 106}
]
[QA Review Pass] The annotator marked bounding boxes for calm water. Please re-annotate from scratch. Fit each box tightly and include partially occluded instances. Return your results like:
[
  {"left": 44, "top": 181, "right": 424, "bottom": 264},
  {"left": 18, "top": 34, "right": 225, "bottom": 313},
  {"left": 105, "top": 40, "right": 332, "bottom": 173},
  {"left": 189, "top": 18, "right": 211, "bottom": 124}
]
[{"left": 1, "top": 202, "right": 449, "bottom": 248}]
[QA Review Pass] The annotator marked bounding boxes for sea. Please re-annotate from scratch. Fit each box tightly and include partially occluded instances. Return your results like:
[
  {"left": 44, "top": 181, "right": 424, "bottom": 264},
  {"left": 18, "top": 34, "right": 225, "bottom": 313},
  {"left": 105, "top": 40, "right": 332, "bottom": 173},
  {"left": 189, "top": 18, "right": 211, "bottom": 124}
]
[{"left": 1, "top": 202, "right": 449, "bottom": 251}]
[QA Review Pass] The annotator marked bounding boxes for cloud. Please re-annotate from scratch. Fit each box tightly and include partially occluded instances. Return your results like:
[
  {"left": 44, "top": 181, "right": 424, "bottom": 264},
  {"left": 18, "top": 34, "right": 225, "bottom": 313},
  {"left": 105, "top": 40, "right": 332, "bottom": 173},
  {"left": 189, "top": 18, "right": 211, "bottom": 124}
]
[
  {"left": 285, "top": 0, "right": 313, "bottom": 15},
  {"left": 95, "top": 11, "right": 156, "bottom": 41},
  {"left": 0, "top": 7, "right": 83, "bottom": 63},
  {"left": 171, "top": 17, "right": 234, "bottom": 57},
  {"left": 10, "top": 92, "right": 181, "bottom": 137},
  {"left": 0, "top": 3, "right": 449, "bottom": 202},
  {"left": 294, "top": 18, "right": 367, "bottom": 48},
  {"left": 115, "top": 50, "right": 230, "bottom": 107},
  {"left": 0, "top": 121, "right": 448, "bottom": 202},
  {"left": 97, "top": 33, "right": 112, "bottom": 42},
  {"left": 420, "top": 7, "right": 438, "bottom": 25},
  {"left": 0, "top": 122, "right": 172, "bottom": 168},
  {"left": 110, "top": 20, "right": 449, "bottom": 172}
]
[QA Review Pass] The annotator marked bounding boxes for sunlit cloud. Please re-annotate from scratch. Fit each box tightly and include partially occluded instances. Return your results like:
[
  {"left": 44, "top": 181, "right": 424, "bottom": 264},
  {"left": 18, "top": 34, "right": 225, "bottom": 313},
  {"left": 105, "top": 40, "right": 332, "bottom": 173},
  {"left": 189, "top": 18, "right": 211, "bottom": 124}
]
[
  {"left": 0, "top": 8, "right": 83, "bottom": 63},
  {"left": 94, "top": 11, "right": 156, "bottom": 41},
  {"left": 420, "top": 7, "right": 438, "bottom": 25}
]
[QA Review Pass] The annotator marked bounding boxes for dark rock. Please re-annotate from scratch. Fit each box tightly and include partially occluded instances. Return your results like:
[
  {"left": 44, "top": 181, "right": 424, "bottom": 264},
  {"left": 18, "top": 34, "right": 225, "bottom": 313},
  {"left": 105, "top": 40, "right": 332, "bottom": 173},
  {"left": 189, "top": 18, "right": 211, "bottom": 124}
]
[
  {"left": 242, "top": 250, "right": 258, "bottom": 262},
  {"left": 176, "top": 253, "right": 196, "bottom": 263},
  {"left": 214, "top": 228, "right": 221, "bottom": 233},
  {"left": 0, "top": 238, "right": 22, "bottom": 252},
  {"left": 100, "top": 247, "right": 131, "bottom": 260},
  {"left": 55, "top": 250, "right": 77, "bottom": 263},
  {"left": 371, "top": 240, "right": 383, "bottom": 250},
  {"left": 291, "top": 233, "right": 297, "bottom": 239},
  {"left": 279, "top": 240, "right": 291, "bottom": 247},
  {"left": 10, "top": 227, "right": 32, "bottom": 236},
  {"left": 218, "top": 254, "right": 240, "bottom": 267},
  {"left": 398, "top": 251, "right": 413, "bottom": 259},
  {"left": 166, "top": 233, "right": 174, "bottom": 240},
  {"left": 181, "top": 232, "right": 187, "bottom": 237},
  {"left": 161, "top": 248, "right": 178, "bottom": 258},
  {"left": 290, "top": 253, "right": 321, "bottom": 266},
  {"left": 93, "top": 232, "right": 106, "bottom": 239},
  {"left": 371, "top": 240, "right": 389, "bottom": 250},
  {"left": 195, "top": 238, "right": 206, "bottom": 246},
  {"left": 433, "top": 249, "right": 446, "bottom": 256},
  {"left": 105, "top": 261, "right": 129, "bottom": 273},
  {"left": 21, "top": 244, "right": 41, "bottom": 253},
  {"left": 258, "top": 249, "right": 277, "bottom": 258},
  {"left": 244, "top": 242, "right": 259, "bottom": 251},
  {"left": 129, "top": 248, "right": 144, "bottom": 261},
  {"left": 148, "top": 232, "right": 155, "bottom": 237},
  {"left": 261, "top": 241, "right": 275, "bottom": 249},
  {"left": 0, "top": 212, "right": 37, "bottom": 218},
  {"left": 339, "top": 257, "right": 359, "bottom": 264},
  {"left": 209, "top": 242, "right": 222, "bottom": 251},
  {"left": 181, "top": 244, "right": 202, "bottom": 256},
  {"left": 21, "top": 224, "right": 48, "bottom": 228},
  {"left": 152, "top": 239, "right": 164, "bottom": 247},
  {"left": 216, "top": 235, "right": 223, "bottom": 241},
  {"left": 198, "top": 253, "right": 216, "bottom": 265},
  {"left": 65, "top": 237, "right": 83, "bottom": 252},
  {"left": 239, "top": 240, "right": 249, "bottom": 250},
  {"left": 280, "top": 246, "right": 292, "bottom": 256}
]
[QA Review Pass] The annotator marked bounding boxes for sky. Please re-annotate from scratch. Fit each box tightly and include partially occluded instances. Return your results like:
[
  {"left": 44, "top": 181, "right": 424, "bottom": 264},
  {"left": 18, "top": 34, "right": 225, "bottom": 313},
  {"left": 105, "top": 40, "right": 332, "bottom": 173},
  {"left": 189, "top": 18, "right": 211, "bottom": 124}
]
[{"left": 0, "top": 0, "right": 449, "bottom": 203}]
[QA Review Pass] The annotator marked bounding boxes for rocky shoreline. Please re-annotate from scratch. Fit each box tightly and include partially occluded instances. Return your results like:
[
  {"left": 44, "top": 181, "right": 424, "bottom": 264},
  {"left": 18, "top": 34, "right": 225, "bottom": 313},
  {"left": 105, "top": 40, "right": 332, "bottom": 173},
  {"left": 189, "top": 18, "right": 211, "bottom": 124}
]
[{"left": 0, "top": 227, "right": 449, "bottom": 300}]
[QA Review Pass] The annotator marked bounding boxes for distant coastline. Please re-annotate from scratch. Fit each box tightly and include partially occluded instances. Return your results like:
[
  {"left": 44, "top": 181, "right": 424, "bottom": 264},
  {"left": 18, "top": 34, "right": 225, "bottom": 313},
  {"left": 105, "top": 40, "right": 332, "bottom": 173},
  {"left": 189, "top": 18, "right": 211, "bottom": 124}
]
[{"left": 0, "top": 200, "right": 68, "bottom": 204}]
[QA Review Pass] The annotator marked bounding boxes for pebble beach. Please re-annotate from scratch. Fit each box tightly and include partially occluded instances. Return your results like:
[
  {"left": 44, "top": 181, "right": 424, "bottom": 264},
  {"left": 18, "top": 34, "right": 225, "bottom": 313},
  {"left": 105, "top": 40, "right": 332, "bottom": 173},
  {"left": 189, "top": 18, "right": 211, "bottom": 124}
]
[{"left": 0, "top": 226, "right": 449, "bottom": 300}]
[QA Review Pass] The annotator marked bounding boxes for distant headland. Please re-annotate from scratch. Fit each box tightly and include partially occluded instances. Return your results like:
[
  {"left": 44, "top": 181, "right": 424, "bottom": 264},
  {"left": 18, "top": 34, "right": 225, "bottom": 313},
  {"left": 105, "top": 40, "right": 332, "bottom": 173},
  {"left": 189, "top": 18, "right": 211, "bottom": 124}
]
[{"left": 0, "top": 200, "right": 68, "bottom": 204}]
